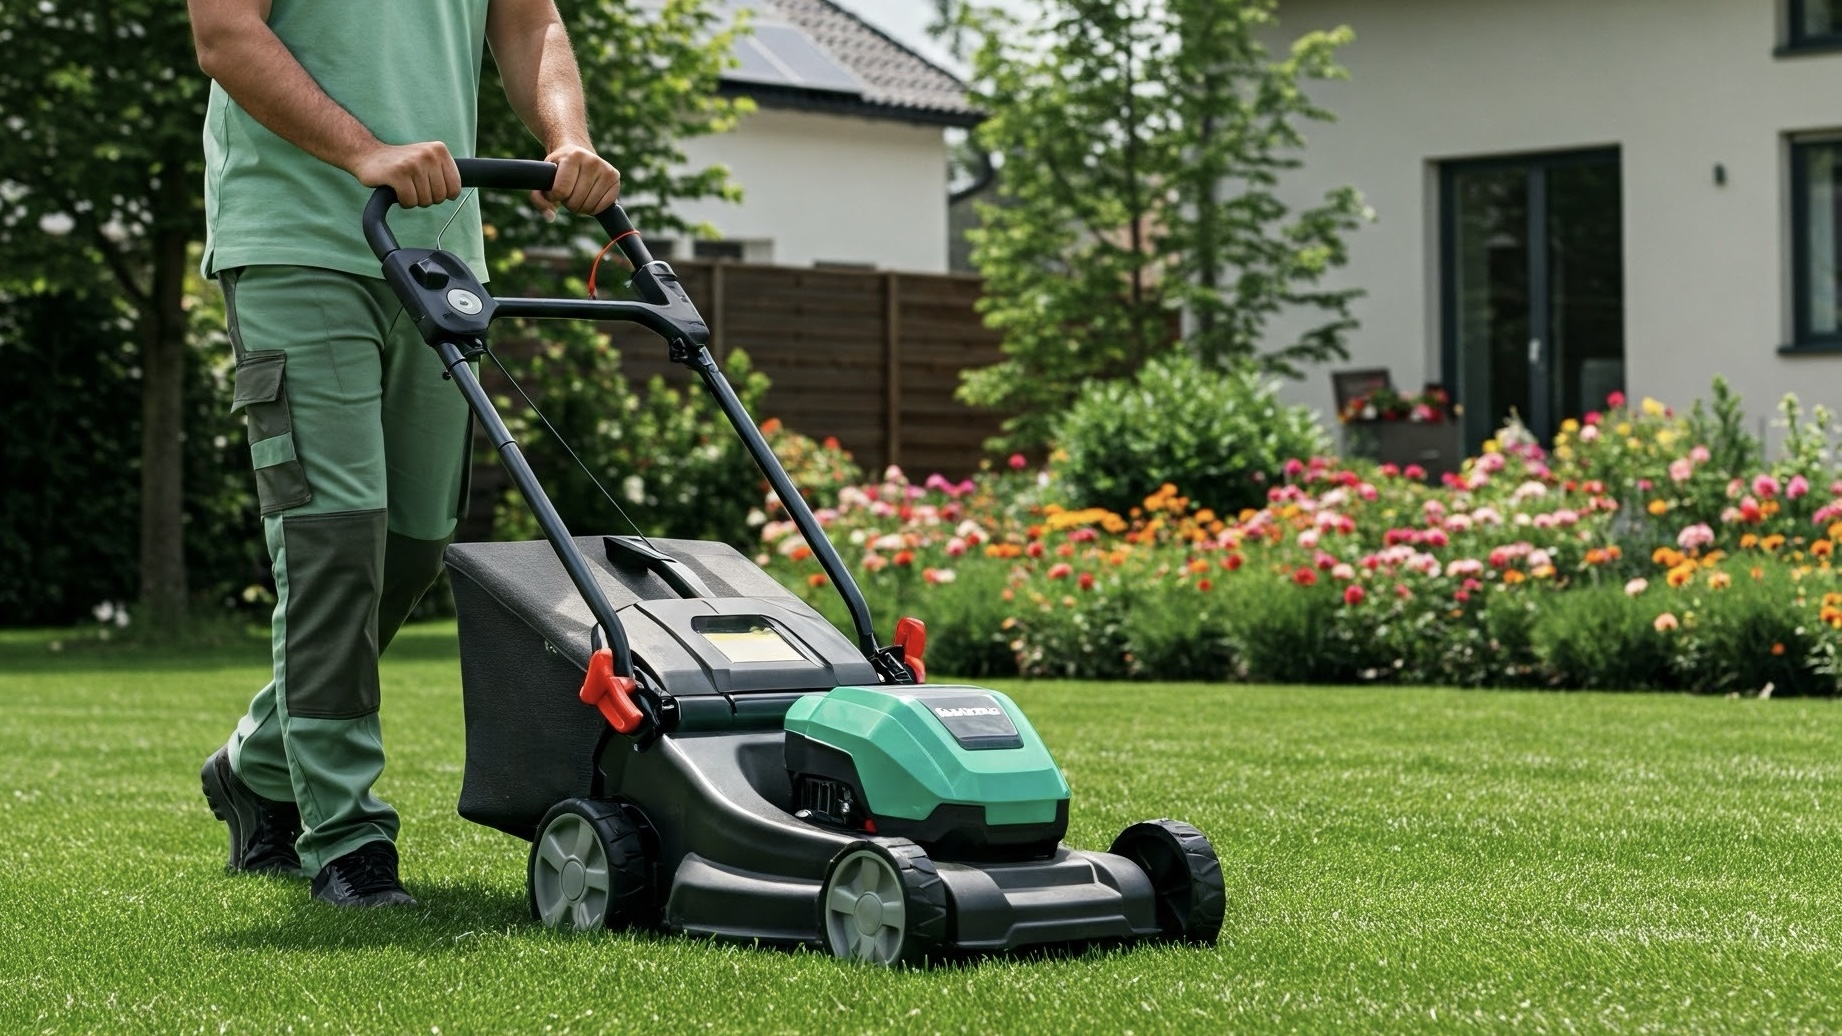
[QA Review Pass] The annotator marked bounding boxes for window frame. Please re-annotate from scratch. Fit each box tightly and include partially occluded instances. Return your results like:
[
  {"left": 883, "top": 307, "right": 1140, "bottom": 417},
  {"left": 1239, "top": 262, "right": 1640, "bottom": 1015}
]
[
  {"left": 1781, "top": 0, "right": 1842, "bottom": 55},
  {"left": 1787, "top": 135, "right": 1842, "bottom": 352}
]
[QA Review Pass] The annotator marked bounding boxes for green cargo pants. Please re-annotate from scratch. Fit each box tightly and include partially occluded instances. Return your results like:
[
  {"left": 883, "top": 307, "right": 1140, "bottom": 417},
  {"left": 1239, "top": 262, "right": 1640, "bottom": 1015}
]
[{"left": 218, "top": 265, "right": 470, "bottom": 877}]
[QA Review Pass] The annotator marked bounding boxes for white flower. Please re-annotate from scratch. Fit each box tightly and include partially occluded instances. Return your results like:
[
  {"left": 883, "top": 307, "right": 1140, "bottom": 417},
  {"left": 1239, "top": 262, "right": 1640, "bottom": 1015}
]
[{"left": 621, "top": 475, "right": 645, "bottom": 504}]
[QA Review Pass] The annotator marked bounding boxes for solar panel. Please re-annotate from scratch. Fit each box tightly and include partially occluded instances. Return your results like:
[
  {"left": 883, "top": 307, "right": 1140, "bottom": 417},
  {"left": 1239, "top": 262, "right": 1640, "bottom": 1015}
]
[
  {"left": 752, "top": 24, "right": 864, "bottom": 94},
  {"left": 705, "top": 0, "right": 865, "bottom": 97}
]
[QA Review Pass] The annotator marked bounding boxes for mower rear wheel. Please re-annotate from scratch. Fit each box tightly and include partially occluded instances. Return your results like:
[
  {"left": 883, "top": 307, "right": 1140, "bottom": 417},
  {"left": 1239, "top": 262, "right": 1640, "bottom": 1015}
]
[
  {"left": 529, "top": 798, "right": 655, "bottom": 932},
  {"left": 1110, "top": 819, "right": 1225, "bottom": 944},
  {"left": 819, "top": 839, "right": 946, "bottom": 966}
]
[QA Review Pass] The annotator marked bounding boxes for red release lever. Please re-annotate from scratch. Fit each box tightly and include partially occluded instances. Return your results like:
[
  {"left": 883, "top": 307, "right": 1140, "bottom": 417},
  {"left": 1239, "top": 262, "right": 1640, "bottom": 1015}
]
[
  {"left": 894, "top": 616, "right": 927, "bottom": 684},
  {"left": 578, "top": 646, "right": 645, "bottom": 734}
]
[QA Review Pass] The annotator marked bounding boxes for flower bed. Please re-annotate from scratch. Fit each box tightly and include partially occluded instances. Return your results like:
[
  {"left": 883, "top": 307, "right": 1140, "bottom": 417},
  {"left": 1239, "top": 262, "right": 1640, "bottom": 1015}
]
[{"left": 754, "top": 386, "right": 1842, "bottom": 694}]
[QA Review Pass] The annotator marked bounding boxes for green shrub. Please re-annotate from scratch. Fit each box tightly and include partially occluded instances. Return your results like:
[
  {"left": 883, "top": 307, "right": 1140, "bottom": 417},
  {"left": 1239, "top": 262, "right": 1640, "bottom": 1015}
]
[
  {"left": 1053, "top": 352, "right": 1331, "bottom": 516},
  {"left": 493, "top": 327, "right": 857, "bottom": 545},
  {"left": 1530, "top": 584, "right": 1678, "bottom": 690}
]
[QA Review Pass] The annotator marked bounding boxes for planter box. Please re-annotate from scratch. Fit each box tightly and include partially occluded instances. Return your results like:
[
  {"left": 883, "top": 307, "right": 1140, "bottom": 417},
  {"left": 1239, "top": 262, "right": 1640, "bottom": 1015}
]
[{"left": 1342, "top": 421, "right": 1464, "bottom": 479}]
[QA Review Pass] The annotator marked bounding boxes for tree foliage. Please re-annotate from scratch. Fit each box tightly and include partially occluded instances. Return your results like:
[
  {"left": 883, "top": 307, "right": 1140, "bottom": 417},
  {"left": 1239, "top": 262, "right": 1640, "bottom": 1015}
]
[
  {"left": 0, "top": 0, "right": 743, "bottom": 622},
  {"left": 953, "top": 0, "right": 1368, "bottom": 448}
]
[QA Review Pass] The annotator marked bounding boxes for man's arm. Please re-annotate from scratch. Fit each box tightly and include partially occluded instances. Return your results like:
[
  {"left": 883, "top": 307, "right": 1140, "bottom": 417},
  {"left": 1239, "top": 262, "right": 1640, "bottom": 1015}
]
[
  {"left": 486, "top": 0, "right": 622, "bottom": 218},
  {"left": 186, "top": 0, "right": 460, "bottom": 207}
]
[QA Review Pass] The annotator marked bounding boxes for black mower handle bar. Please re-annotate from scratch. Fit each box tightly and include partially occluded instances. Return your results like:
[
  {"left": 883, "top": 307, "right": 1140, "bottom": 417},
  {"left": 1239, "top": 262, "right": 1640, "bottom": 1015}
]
[{"left": 361, "top": 157, "right": 652, "bottom": 268}]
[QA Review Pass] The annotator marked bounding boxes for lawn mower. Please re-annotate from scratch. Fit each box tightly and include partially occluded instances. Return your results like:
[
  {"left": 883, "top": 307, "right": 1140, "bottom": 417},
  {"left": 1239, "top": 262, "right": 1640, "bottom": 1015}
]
[{"left": 365, "top": 159, "right": 1225, "bottom": 963}]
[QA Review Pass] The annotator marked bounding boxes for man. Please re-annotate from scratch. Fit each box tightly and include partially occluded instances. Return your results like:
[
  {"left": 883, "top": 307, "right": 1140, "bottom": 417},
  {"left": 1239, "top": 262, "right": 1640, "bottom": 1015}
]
[{"left": 187, "top": 0, "right": 620, "bottom": 907}]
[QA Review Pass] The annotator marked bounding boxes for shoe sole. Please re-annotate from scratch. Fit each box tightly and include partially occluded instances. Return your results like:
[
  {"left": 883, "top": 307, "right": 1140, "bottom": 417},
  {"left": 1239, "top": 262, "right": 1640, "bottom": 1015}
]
[{"left": 201, "top": 751, "right": 302, "bottom": 877}]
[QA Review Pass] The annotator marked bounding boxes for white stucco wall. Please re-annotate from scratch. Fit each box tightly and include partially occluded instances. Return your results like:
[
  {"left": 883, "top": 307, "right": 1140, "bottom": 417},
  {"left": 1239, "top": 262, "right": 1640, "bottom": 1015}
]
[
  {"left": 1267, "top": 0, "right": 1842, "bottom": 440},
  {"left": 667, "top": 105, "right": 951, "bottom": 273}
]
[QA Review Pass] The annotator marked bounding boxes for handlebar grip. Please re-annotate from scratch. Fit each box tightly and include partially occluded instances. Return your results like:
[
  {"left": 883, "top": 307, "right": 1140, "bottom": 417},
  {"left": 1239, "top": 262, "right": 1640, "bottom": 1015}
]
[
  {"left": 364, "top": 156, "right": 652, "bottom": 268},
  {"left": 454, "top": 157, "right": 557, "bottom": 192}
]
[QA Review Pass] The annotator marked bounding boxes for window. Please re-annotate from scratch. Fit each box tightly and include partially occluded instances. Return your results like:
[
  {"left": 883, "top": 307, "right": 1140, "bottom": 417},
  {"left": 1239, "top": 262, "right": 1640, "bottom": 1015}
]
[
  {"left": 1786, "top": 0, "right": 1842, "bottom": 51},
  {"left": 1791, "top": 138, "right": 1842, "bottom": 348},
  {"left": 693, "top": 240, "right": 746, "bottom": 262}
]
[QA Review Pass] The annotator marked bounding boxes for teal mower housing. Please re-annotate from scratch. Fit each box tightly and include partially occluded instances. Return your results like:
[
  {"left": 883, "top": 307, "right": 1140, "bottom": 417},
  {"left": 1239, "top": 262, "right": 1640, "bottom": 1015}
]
[{"left": 364, "top": 157, "right": 1226, "bottom": 965}]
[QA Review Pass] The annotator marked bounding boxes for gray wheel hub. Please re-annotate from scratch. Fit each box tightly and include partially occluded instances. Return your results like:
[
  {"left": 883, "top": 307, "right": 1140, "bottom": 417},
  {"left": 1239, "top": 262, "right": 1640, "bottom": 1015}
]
[
  {"left": 532, "top": 813, "right": 612, "bottom": 931},
  {"left": 823, "top": 849, "right": 907, "bottom": 964}
]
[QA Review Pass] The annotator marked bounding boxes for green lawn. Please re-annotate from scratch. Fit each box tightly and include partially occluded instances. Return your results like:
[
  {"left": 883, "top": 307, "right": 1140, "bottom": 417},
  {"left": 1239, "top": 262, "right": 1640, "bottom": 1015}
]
[{"left": 3, "top": 624, "right": 1842, "bottom": 1034}]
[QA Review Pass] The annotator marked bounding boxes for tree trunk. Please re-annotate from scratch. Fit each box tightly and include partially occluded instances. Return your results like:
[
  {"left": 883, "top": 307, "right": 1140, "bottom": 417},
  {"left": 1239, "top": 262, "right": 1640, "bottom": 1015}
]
[{"left": 138, "top": 196, "right": 191, "bottom": 626}]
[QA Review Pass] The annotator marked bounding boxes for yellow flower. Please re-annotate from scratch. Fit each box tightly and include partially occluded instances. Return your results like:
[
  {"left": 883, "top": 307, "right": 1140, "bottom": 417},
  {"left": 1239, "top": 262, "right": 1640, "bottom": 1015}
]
[
  {"left": 1647, "top": 499, "right": 1669, "bottom": 516},
  {"left": 1616, "top": 422, "right": 1633, "bottom": 436},
  {"left": 1656, "top": 428, "right": 1677, "bottom": 447},
  {"left": 1666, "top": 563, "right": 1696, "bottom": 588},
  {"left": 1708, "top": 571, "right": 1732, "bottom": 589},
  {"left": 1642, "top": 397, "right": 1666, "bottom": 416},
  {"left": 1482, "top": 438, "right": 1500, "bottom": 454},
  {"left": 1560, "top": 418, "right": 1581, "bottom": 434},
  {"left": 1555, "top": 444, "right": 1574, "bottom": 460}
]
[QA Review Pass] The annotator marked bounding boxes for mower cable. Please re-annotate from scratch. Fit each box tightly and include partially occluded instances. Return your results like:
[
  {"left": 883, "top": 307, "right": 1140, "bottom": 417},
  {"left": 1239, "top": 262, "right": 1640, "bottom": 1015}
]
[{"left": 482, "top": 344, "right": 657, "bottom": 551}]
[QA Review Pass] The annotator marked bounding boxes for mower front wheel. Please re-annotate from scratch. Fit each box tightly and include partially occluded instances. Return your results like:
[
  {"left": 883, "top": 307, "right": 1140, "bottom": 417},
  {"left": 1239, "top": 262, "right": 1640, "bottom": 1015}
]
[
  {"left": 819, "top": 838, "right": 946, "bottom": 966},
  {"left": 1110, "top": 819, "right": 1225, "bottom": 944},
  {"left": 529, "top": 798, "right": 656, "bottom": 932}
]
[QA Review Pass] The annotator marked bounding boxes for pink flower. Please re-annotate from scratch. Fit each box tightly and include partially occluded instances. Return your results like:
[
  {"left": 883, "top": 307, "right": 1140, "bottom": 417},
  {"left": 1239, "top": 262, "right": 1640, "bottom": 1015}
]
[
  {"left": 1607, "top": 390, "right": 1627, "bottom": 409},
  {"left": 1342, "top": 585, "right": 1366, "bottom": 606},
  {"left": 1625, "top": 578, "right": 1648, "bottom": 596},
  {"left": 1788, "top": 474, "right": 1810, "bottom": 500},
  {"left": 1283, "top": 458, "right": 1306, "bottom": 478},
  {"left": 1379, "top": 463, "right": 1401, "bottom": 477},
  {"left": 1445, "top": 558, "right": 1484, "bottom": 578},
  {"left": 1669, "top": 459, "right": 1693, "bottom": 483},
  {"left": 1332, "top": 563, "right": 1356, "bottom": 581},
  {"left": 1078, "top": 571, "right": 1095, "bottom": 591},
  {"left": 1677, "top": 523, "right": 1715, "bottom": 551},
  {"left": 1047, "top": 562, "right": 1073, "bottom": 580},
  {"left": 1422, "top": 528, "right": 1450, "bottom": 549},
  {"left": 1584, "top": 411, "right": 1602, "bottom": 426},
  {"left": 1753, "top": 473, "right": 1781, "bottom": 499},
  {"left": 1357, "top": 482, "right": 1379, "bottom": 502},
  {"left": 1298, "top": 528, "right": 1322, "bottom": 549},
  {"left": 1403, "top": 464, "right": 1427, "bottom": 481},
  {"left": 945, "top": 537, "right": 967, "bottom": 557},
  {"left": 1008, "top": 453, "right": 1027, "bottom": 470},
  {"left": 1314, "top": 551, "right": 1338, "bottom": 571},
  {"left": 1691, "top": 445, "right": 1711, "bottom": 464},
  {"left": 1653, "top": 612, "right": 1679, "bottom": 632}
]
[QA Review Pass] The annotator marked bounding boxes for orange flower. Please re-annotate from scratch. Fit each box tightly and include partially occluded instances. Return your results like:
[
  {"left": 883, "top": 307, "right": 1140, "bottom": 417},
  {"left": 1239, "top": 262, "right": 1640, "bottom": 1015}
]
[
  {"left": 1607, "top": 545, "right": 1623, "bottom": 560},
  {"left": 1823, "top": 592, "right": 1842, "bottom": 609},
  {"left": 1772, "top": 642, "right": 1787, "bottom": 656},
  {"left": 1666, "top": 563, "right": 1696, "bottom": 588},
  {"left": 807, "top": 572, "right": 828, "bottom": 588},
  {"left": 1762, "top": 534, "right": 1786, "bottom": 552},
  {"left": 1647, "top": 499, "right": 1670, "bottom": 516},
  {"left": 1652, "top": 547, "right": 1684, "bottom": 568},
  {"left": 1196, "top": 578, "right": 1213, "bottom": 592},
  {"left": 1741, "top": 533, "right": 1760, "bottom": 550},
  {"left": 1187, "top": 558, "right": 1210, "bottom": 575},
  {"left": 1708, "top": 571, "right": 1732, "bottom": 589},
  {"left": 1584, "top": 548, "right": 1609, "bottom": 566},
  {"left": 789, "top": 544, "right": 813, "bottom": 562},
  {"left": 1503, "top": 570, "right": 1527, "bottom": 584},
  {"left": 1822, "top": 604, "right": 1842, "bottom": 628},
  {"left": 893, "top": 550, "right": 915, "bottom": 567},
  {"left": 1816, "top": 540, "right": 1835, "bottom": 557}
]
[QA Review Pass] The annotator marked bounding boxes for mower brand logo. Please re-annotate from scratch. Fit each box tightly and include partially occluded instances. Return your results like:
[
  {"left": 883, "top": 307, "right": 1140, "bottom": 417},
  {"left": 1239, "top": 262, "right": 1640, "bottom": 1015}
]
[{"left": 934, "top": 706, "right": 1004, "bottom": 718}]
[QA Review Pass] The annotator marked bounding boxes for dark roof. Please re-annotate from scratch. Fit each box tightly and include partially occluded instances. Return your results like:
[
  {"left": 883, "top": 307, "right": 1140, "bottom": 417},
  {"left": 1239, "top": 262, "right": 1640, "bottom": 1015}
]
[{"left": 723, "top": 0, "right": 983, "bottom": 128}]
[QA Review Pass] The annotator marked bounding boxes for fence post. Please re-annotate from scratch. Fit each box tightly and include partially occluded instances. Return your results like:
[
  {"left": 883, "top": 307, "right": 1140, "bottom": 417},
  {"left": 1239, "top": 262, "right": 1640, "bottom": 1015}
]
[
  {"left": 883, "top": 272, "right": 902, "bottom": 471},
  {"left": 709, "top": 262, "right": 728, "bottom": 362}
]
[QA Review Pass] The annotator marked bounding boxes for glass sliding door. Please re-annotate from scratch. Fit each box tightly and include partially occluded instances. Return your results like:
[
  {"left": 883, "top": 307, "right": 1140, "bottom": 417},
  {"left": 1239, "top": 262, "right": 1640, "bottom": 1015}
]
[{"left": 1442, "top": 150, "right": 1624, "bottom": 448}]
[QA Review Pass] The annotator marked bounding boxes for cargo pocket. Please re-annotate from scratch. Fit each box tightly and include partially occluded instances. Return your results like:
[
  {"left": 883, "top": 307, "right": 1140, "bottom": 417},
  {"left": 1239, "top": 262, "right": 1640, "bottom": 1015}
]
[{"left": 232, "top": 351, "right": 313, "bottom": 515}]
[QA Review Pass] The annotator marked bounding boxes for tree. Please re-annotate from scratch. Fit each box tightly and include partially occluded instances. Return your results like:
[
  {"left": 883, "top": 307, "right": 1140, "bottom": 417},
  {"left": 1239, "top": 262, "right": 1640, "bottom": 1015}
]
[
  {"left": 0, "top": 0, "right": 742, "bottom": 625},
  {"left": 952, "top": 0, "right": 1368, "bottom": 448}
]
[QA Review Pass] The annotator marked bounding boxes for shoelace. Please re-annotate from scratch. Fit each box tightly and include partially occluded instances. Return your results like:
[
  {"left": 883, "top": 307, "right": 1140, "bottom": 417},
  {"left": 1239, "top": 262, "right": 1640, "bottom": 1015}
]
[
  {"left": 247, "top": 802, "right": 301, "bottom": 866},
  {"left": 337, "top": 845, "right": 403, "bottom": 895}
]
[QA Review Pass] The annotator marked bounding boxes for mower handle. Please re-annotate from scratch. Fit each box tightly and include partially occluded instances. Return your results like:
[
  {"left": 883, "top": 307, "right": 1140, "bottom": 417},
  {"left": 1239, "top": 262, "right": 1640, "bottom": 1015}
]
[{"left": 361, "top": 157, "right": 652, "bottom": 268}]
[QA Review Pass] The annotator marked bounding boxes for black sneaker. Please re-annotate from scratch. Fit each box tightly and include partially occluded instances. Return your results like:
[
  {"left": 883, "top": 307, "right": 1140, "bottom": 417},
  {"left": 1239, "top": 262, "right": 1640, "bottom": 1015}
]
[
  {"left": 311, "top": 840, "right": 418, "bottom": 908},
  {"left": 201, "top": 746, "right": 302, "bottom": 876}
]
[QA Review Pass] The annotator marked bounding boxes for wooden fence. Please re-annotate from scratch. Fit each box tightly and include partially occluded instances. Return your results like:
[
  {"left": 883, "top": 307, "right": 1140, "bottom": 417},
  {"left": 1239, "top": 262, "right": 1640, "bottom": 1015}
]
[{"left": 609, "top": 261, "right": 1009, "bottom": 478}]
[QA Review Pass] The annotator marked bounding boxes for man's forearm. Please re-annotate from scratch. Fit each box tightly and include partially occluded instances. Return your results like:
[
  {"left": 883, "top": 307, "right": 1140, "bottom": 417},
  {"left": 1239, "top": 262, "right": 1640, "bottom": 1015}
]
[
  {"left": 192, "top": 8, "right": 379, "bottom": 174},
  {"left": 488, "top": 1, "right": 594, "bottom": 152}
]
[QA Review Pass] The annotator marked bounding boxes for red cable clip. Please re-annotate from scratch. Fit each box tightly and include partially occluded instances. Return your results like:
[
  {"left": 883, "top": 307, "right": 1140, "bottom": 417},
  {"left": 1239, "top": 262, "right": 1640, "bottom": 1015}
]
[
  {"left": 585, "top": 230, "right": 641, "bottom": 300},
  {"left": 578, "top": 645, "right": 645, "bottom": 734},
  {"left": 894, "top": 616, "right": 927, "bottom": 684}
]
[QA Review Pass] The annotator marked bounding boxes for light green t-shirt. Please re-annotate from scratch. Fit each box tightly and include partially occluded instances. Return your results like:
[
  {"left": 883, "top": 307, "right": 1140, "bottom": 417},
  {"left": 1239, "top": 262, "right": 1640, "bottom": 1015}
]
[{"left": 202, "top": 0, "right": 491, "bottom": 280}]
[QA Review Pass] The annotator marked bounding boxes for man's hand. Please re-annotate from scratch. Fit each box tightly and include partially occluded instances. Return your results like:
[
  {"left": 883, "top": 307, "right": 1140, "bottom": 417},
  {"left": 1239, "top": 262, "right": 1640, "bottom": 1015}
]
[
  {"left": 350, "top": 141, "right": 462, "bottom": 209},
  {"left": 532, "top": 144, "right": 620, "bottom": 220}
]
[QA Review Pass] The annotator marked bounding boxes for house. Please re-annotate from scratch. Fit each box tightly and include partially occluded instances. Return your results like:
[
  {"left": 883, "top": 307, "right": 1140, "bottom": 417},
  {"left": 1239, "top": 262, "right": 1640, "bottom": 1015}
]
[
  {"left": 662, "top": 0, "right": 981, "bottom": 273},
  {"left": 1266, "top": 0, "right": 1842, "bottom": 451}
]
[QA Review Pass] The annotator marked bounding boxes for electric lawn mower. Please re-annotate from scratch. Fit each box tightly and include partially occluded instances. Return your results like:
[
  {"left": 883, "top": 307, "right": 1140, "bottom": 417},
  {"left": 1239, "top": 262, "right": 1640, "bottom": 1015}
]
[{"left": 365, "top": 158, "right": 1225, "bottom": 963}]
